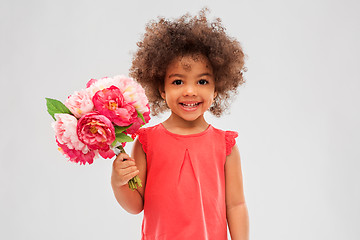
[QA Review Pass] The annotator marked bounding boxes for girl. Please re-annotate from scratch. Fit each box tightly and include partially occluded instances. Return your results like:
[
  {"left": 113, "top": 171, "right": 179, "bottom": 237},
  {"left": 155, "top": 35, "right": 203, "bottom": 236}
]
[{"left": 111, "top": 9, "right": 249, "bottom": 240}]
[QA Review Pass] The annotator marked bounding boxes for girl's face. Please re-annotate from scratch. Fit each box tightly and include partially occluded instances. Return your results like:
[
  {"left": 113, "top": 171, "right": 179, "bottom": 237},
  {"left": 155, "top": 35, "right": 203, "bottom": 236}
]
[{"left": 160, "top": 54, "right": 217, "bottom": 124}]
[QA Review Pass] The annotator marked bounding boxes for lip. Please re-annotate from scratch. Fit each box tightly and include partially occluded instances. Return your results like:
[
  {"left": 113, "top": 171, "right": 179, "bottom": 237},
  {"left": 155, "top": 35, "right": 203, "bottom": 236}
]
[{"left": 179, "top": 101, "right": 202, "bottom": 111}]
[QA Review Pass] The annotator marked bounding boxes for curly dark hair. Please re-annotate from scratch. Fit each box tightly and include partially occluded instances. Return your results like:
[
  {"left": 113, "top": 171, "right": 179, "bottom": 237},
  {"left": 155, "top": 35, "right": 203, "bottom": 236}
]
[{"left": 129, "top": 8, "right": 246, "bottom": 117}]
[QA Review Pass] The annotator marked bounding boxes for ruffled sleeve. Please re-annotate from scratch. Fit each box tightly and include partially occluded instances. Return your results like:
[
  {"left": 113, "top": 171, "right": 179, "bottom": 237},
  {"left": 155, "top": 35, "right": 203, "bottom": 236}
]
[
  {"left": 225, "top": 131, "right": 238, "bottom": 156},
  {"left": 137, "top": 127, "right": 147, "bottom": 153}
]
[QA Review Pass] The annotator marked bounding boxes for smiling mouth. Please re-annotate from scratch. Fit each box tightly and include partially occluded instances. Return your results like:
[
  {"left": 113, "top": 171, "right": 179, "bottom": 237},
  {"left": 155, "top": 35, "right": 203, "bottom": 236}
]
[{"left": 180, "top": 102, "right": 201, "bottom": 107}]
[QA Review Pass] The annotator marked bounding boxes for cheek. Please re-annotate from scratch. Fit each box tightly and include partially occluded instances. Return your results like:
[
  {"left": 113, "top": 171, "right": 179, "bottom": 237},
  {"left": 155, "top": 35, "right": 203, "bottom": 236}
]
[
  {"left": 203, "top": 91, "right": 216, "bottom": 105},
  {"left": 205, "top": 87, "right": 216, "bottom": 99},
  {"left": 162, "top": 89, "right": 177, "bottom": 104}
]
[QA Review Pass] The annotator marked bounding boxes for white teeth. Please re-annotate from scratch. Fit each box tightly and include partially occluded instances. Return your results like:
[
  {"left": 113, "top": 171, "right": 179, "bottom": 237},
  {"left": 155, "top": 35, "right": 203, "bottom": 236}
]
[{"left": 182, "top": 103, "right": 198, "bottom": 107}]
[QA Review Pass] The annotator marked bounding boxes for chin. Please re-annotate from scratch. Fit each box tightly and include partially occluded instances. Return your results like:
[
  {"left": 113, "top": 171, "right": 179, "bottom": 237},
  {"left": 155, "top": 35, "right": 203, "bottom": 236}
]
[{"left": 179, "top": 114, "right": 204, "bottom": 122}]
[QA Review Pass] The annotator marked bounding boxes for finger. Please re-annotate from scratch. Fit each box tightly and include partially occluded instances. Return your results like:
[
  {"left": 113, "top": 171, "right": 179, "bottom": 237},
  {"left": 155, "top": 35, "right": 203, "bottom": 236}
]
[
  {"left": 115, "top": 153, "right": 130, "bottom": 161},
  {"left": 120, "top": 166, "right": 139, "bottom": 175},
  {"left": 113, "top": 159, "right": 135, "bottom": 169},
  {"left": 118, "top": 153, "right": 135, "bottom": 162},
  {"left": 114, "top": 156, "right": 137, "bottom": 168},
  {"left": 119, "top": 161, "right": 137, "bottom": 169},
  {"left": 123, "top": 169, "right": 140, "bottom": 182}
]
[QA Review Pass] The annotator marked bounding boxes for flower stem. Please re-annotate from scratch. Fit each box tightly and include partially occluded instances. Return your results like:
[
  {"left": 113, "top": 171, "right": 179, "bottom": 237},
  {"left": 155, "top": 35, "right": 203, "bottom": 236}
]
[{"left": 116, "top": 145, "right": 142, "bottom": 191}]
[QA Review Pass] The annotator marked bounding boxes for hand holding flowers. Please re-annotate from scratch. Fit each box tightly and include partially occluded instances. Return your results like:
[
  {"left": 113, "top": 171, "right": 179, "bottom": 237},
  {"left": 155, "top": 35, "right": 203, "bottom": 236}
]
[
  {"left": 46, "top": 75, "right": 150, "bottom": 190},
  {"left": 111, "top": 153, "right": 140, "bottom": 190}
]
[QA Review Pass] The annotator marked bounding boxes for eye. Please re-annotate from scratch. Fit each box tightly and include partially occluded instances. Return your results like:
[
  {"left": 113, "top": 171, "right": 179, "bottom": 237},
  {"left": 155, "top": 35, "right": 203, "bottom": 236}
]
[
  {"left": 172, "top": 79, "right": 183, "bottom": 85},
  {"left": 198, "top": 79, "right": 209, "bottom": 85}
]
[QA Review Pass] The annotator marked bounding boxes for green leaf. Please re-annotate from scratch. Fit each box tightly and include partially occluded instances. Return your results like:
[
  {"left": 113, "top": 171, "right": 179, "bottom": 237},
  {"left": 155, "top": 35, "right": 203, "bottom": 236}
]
[
  {"left": 45, "top": 98, "right": 73, "bottom": 120},
  {"left": 114, "top": 125, "right": 132, "bottom": 134},
  {"left": 111, "top": 133, "right": 134, "bottom": 147},
  {"left": 137, "top": 110, "right": 146, "bottom": 124}
]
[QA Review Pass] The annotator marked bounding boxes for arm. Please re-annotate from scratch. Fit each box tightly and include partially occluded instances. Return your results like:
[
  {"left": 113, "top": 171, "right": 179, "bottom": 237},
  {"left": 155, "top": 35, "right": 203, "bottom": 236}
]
[
  {"left": 111, "top": 138, "right": 147, "bottom": 214},
  {"left": 225, "top": 144, "right": 249, "bottom": 240}
]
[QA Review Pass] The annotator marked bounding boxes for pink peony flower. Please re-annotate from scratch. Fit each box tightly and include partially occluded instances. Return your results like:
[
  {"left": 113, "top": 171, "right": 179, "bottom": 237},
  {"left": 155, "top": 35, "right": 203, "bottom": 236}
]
[
  {"left": 52, "top": 114, "right": 95, "bottom": 164},
  {"left": 98, "top": 148, "right": 115, "bottom": 159},
  {"left": 113, "top": 75, "right": 149, "bottom": 114},
  {"left": 77, "top": 112, "right": 116, "bottom": 151},
  {"left": 65, "top": 89, "right": 94, "bottom": 118},
  {"left": 56, "top": 139, "right": 96, "bottom": 165},
  {"left": 52, "top": 114, "right": 90, "bottom": 154},
  {"left": 86, "top": 78, "right": 98, "bottom": 88},
  {"left": 86, "top": 77, "right": 118, "bottom": 98},
  {"left": 86, "top": 75, "right": 149, "bottom": 115},
  {"left": 92, "top": 85, "right": 138, "bottom": 126},
  {"left": 126, "top": 105, "right": 151, "bottom": 134}
]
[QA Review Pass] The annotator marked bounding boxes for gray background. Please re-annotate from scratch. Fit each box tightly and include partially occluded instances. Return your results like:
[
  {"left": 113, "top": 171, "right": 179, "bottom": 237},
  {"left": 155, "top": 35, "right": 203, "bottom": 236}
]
[{"left": 1, "top": 0, "right": 359, "bottom": 239}]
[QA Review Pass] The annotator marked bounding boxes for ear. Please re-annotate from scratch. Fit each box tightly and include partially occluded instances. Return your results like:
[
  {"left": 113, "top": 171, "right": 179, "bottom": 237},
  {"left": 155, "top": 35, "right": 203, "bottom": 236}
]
[
  {"left": 214, "top": 90, "right": 218, "bottom": 99},
  {"left": 159, "top": 86, "right": 166, "bottom": 100}
]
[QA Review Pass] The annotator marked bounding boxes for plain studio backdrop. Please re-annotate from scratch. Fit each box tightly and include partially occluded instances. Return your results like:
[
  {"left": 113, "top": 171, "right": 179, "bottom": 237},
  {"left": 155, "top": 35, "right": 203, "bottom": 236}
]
[{"left": 1, "top": 0, "right": 359, "bottom": 239}]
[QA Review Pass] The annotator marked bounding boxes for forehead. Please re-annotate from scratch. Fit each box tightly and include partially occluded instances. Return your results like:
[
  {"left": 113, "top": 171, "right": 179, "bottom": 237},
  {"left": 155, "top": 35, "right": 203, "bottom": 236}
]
[{"left": 166, "top": 54, "right": 213, "bottom": 73}]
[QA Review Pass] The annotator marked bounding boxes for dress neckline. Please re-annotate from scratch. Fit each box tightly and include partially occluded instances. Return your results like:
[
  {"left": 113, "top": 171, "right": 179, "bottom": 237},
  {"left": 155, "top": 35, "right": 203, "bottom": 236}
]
[{"left": 159, "top": 123, "right": 213, "bottom": 137}]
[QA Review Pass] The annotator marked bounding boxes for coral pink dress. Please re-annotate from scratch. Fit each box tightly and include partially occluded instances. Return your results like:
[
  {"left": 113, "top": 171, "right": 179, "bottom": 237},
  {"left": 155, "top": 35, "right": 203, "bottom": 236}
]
[{"left": 137, "top": 123, "right": 238, "bottom": 240}]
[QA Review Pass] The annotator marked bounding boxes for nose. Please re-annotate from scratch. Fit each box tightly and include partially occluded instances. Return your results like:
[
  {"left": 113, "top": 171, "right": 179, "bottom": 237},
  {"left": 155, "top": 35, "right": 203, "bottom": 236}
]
[{"left": 183, "top": 83, "right": 197, "bottom": 96}]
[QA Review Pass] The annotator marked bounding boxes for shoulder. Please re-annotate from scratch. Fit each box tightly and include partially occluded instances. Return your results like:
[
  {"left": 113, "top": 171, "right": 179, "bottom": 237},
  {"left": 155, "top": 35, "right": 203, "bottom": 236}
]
[
  {"left": 137, "top": 124, "right": 162, "bottom": 140},
  {"left": 211, "top": 126, "right": 239, "bottom": 156},
  {"left": 136, "top": 124, "right": 162, "bottom": 153},
  {"left": 211, "top": 125, "right": 238, "bottom": 136},
  {"left": 137, "top": 123, "right": 160, "bottom": 135}
]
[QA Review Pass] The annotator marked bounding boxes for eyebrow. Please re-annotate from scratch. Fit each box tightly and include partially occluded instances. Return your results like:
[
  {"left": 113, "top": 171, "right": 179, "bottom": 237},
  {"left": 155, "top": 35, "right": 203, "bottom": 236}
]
[
  {"left": 168, "top": 73, "right": 213, "bottom": 78},
  {"left": 168, "top": 74, "right": 185, "bottom": 78}
]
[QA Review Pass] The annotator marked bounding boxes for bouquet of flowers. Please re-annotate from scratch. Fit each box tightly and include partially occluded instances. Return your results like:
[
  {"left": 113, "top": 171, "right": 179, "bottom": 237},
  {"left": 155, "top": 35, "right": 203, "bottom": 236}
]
[{"left": 45, "top": 75, "right": 150, "bottom": 190}]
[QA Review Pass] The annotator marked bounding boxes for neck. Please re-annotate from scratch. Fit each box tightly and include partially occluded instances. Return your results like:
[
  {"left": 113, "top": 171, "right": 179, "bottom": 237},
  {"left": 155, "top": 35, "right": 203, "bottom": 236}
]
[{"left": 162, "top": 113, "right": 209, "bottom": 135}]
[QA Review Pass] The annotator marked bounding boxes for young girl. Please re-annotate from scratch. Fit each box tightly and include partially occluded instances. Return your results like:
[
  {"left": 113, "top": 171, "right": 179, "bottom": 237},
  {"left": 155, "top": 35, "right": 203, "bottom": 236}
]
[{"left": 111, "top": 9, "right": 249, "bottom": 240}]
